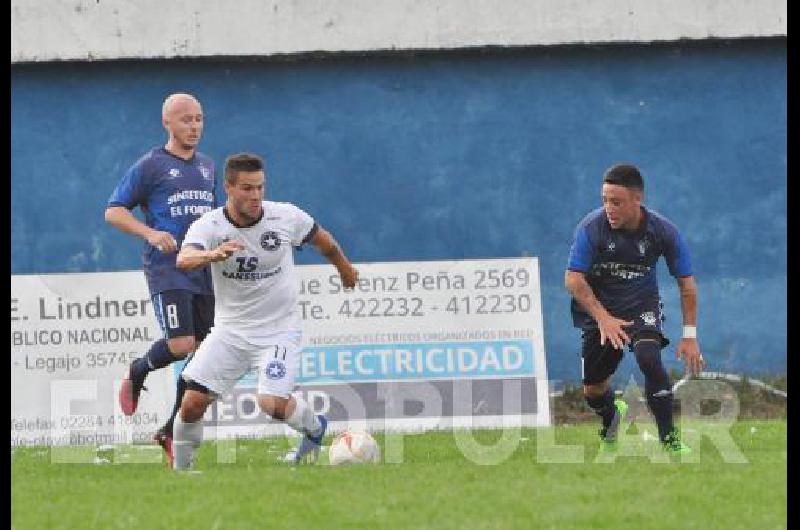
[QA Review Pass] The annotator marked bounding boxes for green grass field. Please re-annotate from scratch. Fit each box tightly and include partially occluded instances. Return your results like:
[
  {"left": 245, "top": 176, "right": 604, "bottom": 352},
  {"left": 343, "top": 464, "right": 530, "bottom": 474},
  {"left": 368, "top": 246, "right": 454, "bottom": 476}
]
[{"left": 12, "top": 420, "right": 786, "bottom": 530}]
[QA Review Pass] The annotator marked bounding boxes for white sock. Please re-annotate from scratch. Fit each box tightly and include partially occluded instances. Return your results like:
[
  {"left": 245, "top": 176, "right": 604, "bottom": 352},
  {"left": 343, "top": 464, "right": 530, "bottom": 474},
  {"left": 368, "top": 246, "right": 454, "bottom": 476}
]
[
  {"left": 173, "top": 414, "right": 203, "bottom": 470},
  {"left": 286, "top": 396, "right": 322, "bottom": 438}
]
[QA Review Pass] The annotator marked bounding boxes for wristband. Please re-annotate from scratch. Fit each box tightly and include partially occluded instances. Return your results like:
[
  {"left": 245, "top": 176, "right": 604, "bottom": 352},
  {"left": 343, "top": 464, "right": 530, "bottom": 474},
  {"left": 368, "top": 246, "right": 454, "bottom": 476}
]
[{"left": 683, "top": 325, "right": 697, "bottom": 339}]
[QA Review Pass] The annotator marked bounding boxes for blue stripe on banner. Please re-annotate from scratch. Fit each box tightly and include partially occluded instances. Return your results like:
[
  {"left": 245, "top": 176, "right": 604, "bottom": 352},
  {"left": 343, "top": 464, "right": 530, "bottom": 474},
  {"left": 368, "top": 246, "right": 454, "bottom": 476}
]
[{"left": 239, "top": 340, "right": 535, "bottom": 385}]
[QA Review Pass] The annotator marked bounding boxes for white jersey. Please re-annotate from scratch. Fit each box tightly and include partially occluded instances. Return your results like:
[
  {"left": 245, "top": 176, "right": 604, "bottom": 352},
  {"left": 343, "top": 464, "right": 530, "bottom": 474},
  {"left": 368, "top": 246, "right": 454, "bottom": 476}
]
[{"left": 183, "top": 201, "right": 316, "bottom": 337}]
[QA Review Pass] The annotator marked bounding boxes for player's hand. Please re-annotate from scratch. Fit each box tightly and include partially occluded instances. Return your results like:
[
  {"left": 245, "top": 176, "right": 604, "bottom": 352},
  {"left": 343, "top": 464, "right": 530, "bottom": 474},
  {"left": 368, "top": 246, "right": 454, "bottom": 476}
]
[
  {"left": 596, "top": 314, "right": 634, "bottom": 350},
  {"left": 677, "top": 338, "right": 704, "bottom": 376},
  {"left": 147, "top": 230, "right": 178, "bottom": 253},
  {"left": 209, "top": 240, "right": 245, "bottom": 262},
  {"left": 339, "top": 264, "right": 359, "bottom": 290}
]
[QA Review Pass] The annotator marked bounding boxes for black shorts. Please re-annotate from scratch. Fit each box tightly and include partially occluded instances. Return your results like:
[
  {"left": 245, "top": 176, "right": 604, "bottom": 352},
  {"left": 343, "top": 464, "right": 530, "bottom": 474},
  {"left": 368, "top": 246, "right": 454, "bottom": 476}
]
[
  {"left": 151, "top": 290, "right": 214, "bottom": 342},
  {"left": 580, "top": 327, "right": 669, "bottom": 386}
]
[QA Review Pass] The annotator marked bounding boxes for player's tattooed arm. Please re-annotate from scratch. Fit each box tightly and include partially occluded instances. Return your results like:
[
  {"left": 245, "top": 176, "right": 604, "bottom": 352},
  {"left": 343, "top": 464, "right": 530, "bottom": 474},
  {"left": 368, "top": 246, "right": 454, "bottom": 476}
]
[
  {"left": 565, "top": 270, "right": 633, "bottom": 349},
  {"left": 676, "top": 276, "right": 698, "bottom": 327},
  {"left": 176, "top": 240, "right": 245, "bottom": 270},
  {"left": 310, "top": 227, "right": 358, "bottom": 289}
]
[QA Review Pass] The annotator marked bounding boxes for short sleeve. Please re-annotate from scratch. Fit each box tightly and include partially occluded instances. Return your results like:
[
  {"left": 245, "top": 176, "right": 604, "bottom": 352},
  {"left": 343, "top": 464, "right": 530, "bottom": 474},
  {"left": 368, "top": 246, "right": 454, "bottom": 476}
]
[
  {"left": 286, "top": 204, "right": 317, "bottom": 247},
  {"left": 182, "top": 216, "right": 214, "bottom": 250},
  {"left": 566, "top": 225, "right": 594, "bottom": 272},
  {"left": 108, "top": 161, "right": 148, "bottom": 209},
  {"left": 663, "top": 227, "right": 693, "bottom": 278}
]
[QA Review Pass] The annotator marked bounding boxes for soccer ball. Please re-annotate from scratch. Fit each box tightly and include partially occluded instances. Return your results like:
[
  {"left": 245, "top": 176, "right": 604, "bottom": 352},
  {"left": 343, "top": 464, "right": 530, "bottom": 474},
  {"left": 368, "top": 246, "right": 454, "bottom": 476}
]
[{"left": 328, "top": 430, "right": 380, "bottom": 465}]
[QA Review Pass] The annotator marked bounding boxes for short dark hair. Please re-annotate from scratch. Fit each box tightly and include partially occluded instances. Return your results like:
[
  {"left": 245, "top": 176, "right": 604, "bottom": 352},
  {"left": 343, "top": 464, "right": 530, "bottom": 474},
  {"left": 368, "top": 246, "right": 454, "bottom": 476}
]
[
  {"left": 224, "top": 152, "right": 264, "bottom": 184},
  {"left": 603, "top": 163, "right": 644, "bottom": 191}
]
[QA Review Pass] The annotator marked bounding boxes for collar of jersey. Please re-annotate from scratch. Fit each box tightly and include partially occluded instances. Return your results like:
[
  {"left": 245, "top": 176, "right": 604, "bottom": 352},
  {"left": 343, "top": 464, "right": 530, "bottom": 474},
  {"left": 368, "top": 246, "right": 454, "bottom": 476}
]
[
  {"left": 223, "top": 206, "right": 264, "bottom": 228},
  {"left": 160, "top": 146, "right": 196, "bottom": 163}
]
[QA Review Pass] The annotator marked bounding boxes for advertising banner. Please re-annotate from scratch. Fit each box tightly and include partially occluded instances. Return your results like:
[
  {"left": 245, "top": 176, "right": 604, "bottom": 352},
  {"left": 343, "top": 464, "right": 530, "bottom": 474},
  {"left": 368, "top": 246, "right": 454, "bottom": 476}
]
[{"left": 11, "top": 258, "right": 549, "bottom": 446}]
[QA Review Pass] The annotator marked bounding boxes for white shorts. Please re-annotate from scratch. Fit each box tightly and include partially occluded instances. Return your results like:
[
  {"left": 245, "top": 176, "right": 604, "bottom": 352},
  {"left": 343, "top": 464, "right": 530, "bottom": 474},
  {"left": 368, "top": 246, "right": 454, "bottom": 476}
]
[{"left": 181, "top": 326, "right": 302, "bottom": 398}]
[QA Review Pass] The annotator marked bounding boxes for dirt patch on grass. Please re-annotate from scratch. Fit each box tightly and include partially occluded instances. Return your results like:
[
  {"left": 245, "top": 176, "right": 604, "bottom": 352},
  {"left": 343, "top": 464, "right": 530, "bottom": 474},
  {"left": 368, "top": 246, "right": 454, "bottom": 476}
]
[{"left": 551, "top": 374, "right": 787, "bottom": 425}]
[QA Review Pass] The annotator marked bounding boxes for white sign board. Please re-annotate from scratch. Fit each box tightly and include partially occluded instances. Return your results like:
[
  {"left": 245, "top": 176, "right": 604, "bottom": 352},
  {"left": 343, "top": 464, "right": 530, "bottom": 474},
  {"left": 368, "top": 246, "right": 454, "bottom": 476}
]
[
  {"left": 11, "top": 272, "right": 171, "bottom": 447},
  {"left": 11, "top": 258, "right": 549, "bottom": 446}
]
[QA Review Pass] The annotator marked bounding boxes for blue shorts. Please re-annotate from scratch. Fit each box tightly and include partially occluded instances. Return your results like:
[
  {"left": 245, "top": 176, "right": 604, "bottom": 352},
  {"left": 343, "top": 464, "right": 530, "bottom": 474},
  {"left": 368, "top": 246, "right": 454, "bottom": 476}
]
[{"left": 151, "top": 290, "right": 214, "bottom": 341}]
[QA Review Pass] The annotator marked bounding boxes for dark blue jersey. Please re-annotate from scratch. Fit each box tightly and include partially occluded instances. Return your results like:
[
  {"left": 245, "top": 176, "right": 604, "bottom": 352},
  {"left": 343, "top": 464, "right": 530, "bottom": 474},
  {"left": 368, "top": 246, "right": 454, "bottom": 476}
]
[
  {"left": 566, "top": 206, "right": 692, "bottom": 329},
  {"left": 108, "top": 147, "right": 217, "bottom": 295}
]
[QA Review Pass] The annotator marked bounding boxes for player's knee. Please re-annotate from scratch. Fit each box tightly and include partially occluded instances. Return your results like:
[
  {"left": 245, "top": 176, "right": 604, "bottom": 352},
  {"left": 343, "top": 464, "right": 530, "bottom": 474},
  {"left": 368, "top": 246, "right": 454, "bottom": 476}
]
[
  {"left": 633, "top": 337, "right": 670, "bottom": 389},
  {"left": 258, "top": 395, "right": 290, "bottom": 420},
  {"left": 167, "top": 336, "right": 196, "bottom": 358},
  {"left": 633, "top": 337, "right": 662, "bottom": 370},
  {"left": 583, "top": 382, "right": 608, "bottom": 398},
  {"left": 180, "top": 389, "right": 210, "bottom": 422}
]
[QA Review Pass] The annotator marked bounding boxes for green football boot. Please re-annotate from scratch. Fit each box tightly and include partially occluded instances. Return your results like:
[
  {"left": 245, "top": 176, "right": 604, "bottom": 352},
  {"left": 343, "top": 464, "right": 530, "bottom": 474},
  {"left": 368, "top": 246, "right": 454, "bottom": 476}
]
[
  {"left": 599, "top": 399, "right": 629, "bottom": 451},
  {"left": 662, "top": 429, "right": 692, "bottom": 455}
]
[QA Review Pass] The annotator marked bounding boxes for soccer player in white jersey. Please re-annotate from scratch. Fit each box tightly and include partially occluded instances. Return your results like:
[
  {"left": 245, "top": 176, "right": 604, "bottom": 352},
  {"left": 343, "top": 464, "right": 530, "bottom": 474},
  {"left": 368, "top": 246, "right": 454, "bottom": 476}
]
[{"left": 172, "top": 152, "right": 358, "bottom": 470}]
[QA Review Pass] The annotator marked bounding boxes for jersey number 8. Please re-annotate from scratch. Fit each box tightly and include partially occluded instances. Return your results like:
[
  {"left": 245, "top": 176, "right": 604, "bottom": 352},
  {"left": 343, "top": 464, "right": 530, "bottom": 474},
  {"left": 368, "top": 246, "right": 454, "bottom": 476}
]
[{"left": 166, "top": 304, "right": 180, "bottom": 329}]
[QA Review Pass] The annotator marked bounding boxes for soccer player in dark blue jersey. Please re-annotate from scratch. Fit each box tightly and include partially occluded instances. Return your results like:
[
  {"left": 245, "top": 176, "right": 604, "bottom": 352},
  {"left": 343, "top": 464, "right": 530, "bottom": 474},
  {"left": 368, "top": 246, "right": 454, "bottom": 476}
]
[
  {"left": 565, "top": 163, "right": 704, "bottom": 454},
  {"left": 105, "top": 93, "right": 217, "bottom": 466}
]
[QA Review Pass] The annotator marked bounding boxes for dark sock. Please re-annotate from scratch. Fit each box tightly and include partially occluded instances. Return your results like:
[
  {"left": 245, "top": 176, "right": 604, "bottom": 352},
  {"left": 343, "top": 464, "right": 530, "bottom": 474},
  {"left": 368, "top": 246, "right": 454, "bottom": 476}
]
[
  {"left": 130, "top": 339, "right": 173, "bottom": 383},
  {"left": 647, "top": 390, "right": 675, "bottom": 441},
  {"left": 586, "top": 389, "right": 616, "bottom": 429},
  {"left": 162, "top": 375, "right": 188, "bottom": 436},
  {"left": 633, "top": 337, "right": 675, "bottom": 441}
]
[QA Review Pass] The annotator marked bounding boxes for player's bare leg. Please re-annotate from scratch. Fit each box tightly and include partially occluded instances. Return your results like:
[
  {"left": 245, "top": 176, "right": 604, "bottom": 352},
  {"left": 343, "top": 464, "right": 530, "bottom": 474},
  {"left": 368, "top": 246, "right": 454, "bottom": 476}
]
[
  {"left": 151, "top": 337, "right": 198, "bottom": 465},
  {"left": 172, "top": 386, "right": 213, "bottom": 471}
]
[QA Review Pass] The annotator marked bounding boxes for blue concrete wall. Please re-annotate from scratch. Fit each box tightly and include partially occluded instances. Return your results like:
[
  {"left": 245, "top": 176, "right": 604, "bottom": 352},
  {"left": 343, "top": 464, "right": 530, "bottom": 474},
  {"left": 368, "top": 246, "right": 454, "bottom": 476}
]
[{"left": 11, "top": 39, "right": 786, "bottom": 382}]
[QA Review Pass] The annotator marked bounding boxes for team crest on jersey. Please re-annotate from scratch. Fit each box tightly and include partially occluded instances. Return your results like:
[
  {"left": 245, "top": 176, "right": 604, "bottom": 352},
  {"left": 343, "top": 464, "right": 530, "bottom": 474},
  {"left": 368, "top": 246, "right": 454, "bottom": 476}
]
[
  {"left": 637, "top": 237, "right": 650, "bottom": 256},
  {"left": 168, "top": 168, "right": 181, "bottom": 179},
  {"left": 606, "top": 240, "right": 616, "bottom": 252},
  {"left": 198, "top": 164, "right": 213, "bottom": 181},
  {"left": 261, "top": 231, "right": 281, "bottom": 251},
  {"left": 640, "top": 311, "right": 657, "bottom": 326},
  {"left": 265, "top": 360, "right": 286, "bottom": 380}
]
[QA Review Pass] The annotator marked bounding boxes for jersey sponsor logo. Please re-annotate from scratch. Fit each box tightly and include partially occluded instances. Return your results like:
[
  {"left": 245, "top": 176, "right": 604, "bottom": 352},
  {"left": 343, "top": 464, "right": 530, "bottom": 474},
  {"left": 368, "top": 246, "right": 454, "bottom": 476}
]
[
  {"left": 167, "top": 189, "right": 215, "bottom": 205},
  {"left": 589, "top": 262, "right": 650, "bottom": 280},
  {"left": 265, "top": 359, "right": 287, "bottom": 380},
  {"left": 171, "top": 204, "right": 213, "bottom": 217},
  {"left": 221, "top": 265, "right": 282, "bottom": 281},
  {"left": 260, "top": 231, "right": 281, "bottom": 251}
]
